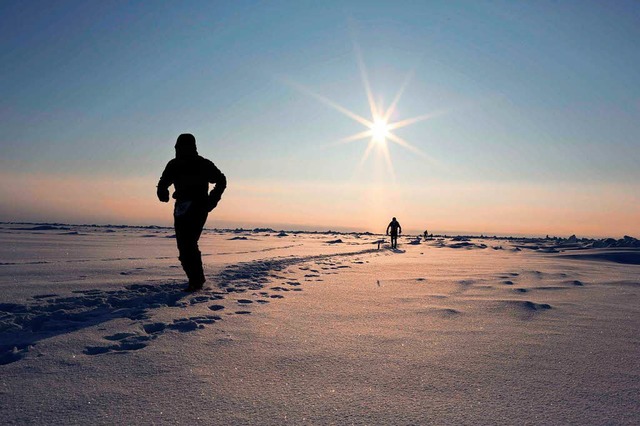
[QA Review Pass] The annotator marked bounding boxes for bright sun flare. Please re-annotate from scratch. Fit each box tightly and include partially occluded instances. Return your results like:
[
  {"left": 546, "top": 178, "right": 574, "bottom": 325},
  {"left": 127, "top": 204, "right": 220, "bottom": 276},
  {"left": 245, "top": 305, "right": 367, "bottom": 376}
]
[
  {"left": 285, "top": 41, "right": 444, "bottom": 177},
  {"left": 371, "top": 118, "right": 389, "bottom": 143}
]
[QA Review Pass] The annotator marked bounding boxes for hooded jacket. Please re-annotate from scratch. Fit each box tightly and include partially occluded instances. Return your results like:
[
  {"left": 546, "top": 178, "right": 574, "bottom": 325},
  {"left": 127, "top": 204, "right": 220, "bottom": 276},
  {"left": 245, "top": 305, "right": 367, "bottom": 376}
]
[{"left": 158, "top": 141, "right": 227, "bottom": 203}]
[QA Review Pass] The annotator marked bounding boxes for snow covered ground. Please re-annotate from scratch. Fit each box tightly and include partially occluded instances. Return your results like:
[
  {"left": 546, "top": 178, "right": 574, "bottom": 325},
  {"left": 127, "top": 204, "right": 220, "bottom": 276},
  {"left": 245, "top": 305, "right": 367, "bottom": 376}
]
[{"left": 1, "top": 224, "right": 639, "bottom": 424}]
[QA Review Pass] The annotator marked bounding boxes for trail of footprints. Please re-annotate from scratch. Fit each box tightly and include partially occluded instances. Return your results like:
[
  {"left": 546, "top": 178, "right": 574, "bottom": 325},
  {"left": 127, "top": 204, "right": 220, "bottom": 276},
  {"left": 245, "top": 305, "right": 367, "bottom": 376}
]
[
  {"left": 14, "top": 258, "right": 574, "bottom": 360},
  {"left": 84, "top": 258, "right": 364, "bottom": 356},
  {"left": 0, "top": 255, "right": 368, "bottom": 361},
  {"left": 83, "top": 287, "right": 284, "bottom": 356},
  {"left": 85, "top": 314, "right": 223, "bottom": 355}
]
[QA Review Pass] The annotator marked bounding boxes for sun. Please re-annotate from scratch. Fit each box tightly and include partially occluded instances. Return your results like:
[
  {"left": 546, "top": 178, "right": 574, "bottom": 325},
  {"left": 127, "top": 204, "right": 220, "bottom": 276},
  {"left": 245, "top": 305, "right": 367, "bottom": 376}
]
[
  {"left": 370, "top": 117, "right": 389, "bottom": 144},
  {"left": 283, "top": 41, "right": 444, "bottom": 177}
]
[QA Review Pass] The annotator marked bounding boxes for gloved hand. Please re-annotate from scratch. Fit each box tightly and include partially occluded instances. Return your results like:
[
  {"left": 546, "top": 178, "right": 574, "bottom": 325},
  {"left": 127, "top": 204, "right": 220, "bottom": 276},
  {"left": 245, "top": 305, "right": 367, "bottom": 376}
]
[
  {"left": 157, "top": 186, "right": 170, "bottom": 202},
  {"left": 207, "top": 192, "right": 221, "bottom": 212}
]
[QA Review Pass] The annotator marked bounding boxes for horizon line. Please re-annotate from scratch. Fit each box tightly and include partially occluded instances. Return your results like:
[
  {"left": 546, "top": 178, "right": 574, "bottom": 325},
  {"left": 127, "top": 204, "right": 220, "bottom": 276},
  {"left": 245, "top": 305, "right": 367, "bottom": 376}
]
[{"left": 1, "top": 220, "right": 635, "bottom": 241}]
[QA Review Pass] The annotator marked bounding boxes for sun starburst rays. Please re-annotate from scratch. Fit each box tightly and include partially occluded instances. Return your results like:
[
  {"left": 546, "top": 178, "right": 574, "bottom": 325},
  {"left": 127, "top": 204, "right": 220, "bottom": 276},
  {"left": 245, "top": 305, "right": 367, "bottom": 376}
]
[
  {"left": 337, "top": 129, "right": 374, "bottom": 145},
  {"left": 283, "top": 46, "right": 443, "bottom": 177},
  {"left": 354, "top": 41, "right": 379, "bottom": 120},
  {"left": 383, "top": 69, "right": 414, "bottom": 122}
]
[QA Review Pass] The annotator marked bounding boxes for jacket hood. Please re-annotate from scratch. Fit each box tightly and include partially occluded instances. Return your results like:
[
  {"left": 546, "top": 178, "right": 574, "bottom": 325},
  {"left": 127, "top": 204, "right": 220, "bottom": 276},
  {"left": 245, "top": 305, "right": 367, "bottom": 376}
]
[{"left": 175, "top": 133, "right": 198, "bottom": 158}]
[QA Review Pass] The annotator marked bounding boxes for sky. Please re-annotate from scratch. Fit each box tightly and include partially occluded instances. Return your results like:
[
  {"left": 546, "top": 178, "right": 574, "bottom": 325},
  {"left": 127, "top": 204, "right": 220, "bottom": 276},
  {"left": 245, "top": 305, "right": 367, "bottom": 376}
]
[{"left": 1, "top": 0, "right": 639, "bottom": 237}]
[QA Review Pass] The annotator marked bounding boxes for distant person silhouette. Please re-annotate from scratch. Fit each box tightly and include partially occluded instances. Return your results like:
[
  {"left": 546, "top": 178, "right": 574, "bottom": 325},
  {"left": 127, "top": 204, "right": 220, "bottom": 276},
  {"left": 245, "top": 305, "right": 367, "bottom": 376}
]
[
  {"left": 157, "top": 134, "right": 227, "bottom": 292},
  {"left": 424, "top": 229, "right": 428, "bottom": 240},
  {"left": 386, "top": 217, "right": 402, "bottom": 249}
]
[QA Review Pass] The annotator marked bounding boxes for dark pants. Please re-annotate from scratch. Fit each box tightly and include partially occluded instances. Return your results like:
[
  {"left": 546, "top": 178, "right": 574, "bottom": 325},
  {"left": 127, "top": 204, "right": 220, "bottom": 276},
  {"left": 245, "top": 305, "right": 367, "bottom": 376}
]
[
  {"left": 390, "top": 233, "right": 398, "bottom": 249},
  {"left": 174, "top": 200, "right": 208, "bottom": 285}
]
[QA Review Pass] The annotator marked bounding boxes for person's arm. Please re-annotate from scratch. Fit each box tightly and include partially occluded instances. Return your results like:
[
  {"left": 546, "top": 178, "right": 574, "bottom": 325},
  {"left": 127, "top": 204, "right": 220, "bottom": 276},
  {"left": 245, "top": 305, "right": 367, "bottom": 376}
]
[
  {"left": 398, "top": 223, "right": 402, "bottom": 235},
  {"left": 386, "top": 223, "right": 391, "bottom": 235},
  {"left": 156, "top": 161, "right": 174, "bottom": 202},
  {"left": 206, "top": 160, "right": 227, "bottom": 211}
]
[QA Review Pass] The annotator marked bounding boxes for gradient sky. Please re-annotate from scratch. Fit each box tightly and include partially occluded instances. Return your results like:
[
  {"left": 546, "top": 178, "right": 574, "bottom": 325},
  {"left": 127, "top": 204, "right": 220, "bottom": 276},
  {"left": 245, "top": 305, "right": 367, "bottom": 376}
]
[{"left": 1, "top": 1, "right": 639, "bottom": 237}]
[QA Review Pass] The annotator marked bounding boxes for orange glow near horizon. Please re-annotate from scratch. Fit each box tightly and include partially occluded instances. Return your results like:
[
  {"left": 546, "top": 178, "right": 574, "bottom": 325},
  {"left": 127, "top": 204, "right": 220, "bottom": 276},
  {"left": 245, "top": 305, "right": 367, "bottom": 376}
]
[{"left": 0, "top": 171, "right": 638, "bottom": 238}]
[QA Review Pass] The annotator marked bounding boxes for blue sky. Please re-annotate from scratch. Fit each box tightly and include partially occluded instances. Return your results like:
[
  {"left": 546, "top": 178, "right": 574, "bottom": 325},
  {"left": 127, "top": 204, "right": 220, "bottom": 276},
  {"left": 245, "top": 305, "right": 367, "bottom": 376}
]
[{"left": 1, "top": 1, "right": 639, "bottom": 236}]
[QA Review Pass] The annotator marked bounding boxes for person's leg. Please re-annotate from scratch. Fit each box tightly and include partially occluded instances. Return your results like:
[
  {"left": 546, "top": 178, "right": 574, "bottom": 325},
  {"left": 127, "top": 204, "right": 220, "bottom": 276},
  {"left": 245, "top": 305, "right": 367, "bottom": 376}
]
[
  {"left": 175, "top": 214, "right": 195, "bottom": 283},
  {"left": 189, "top": 206, "right": 208, "bottom": 287},
  {"left": 175, "top": 203, "right": 208, "bottom": 288}
]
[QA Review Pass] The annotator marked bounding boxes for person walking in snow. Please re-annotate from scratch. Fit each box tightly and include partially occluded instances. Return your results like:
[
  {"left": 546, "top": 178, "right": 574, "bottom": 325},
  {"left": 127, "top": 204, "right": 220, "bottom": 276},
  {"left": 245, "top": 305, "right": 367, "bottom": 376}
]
[
  {"left": 386, "top": 217, "right": 402, "bottom": 249},
  {"left": 157, "top": 134, "right": 227, "bottom": 292}
]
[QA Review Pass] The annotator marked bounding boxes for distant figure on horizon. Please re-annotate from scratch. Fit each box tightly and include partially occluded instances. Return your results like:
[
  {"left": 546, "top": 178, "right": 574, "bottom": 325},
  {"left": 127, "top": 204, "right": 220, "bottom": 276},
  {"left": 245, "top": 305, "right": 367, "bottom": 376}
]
[
  {"left": 386, "top": 217, "right": 402, "bottom": 249},
  {"left": 423, "top": 229, "right": 429, "bottom": 240},
  {"left": 157, "top": 134, "right": 227, "bottom": 292}
]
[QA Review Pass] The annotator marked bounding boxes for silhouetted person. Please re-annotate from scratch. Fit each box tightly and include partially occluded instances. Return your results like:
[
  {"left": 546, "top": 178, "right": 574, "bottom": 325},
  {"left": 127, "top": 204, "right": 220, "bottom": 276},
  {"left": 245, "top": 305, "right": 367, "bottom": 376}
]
[
  {"left": 157, "top": 134, "right": 227, "bottom": 292},
  {"left": 424, "top": 229, "right": 428, "bottom": 240},
  {"left": 386, "top": 217, "right": 402, "bottom": 249}
]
